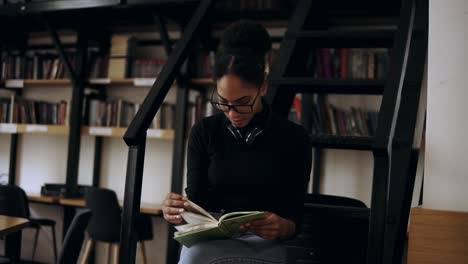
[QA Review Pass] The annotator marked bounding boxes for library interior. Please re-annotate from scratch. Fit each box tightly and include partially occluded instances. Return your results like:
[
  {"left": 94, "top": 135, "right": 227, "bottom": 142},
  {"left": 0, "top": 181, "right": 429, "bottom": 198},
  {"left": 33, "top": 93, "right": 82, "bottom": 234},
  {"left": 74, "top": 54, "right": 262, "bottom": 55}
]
[{"left": 0, "top": 0, "right": 465, "bottom": 263}]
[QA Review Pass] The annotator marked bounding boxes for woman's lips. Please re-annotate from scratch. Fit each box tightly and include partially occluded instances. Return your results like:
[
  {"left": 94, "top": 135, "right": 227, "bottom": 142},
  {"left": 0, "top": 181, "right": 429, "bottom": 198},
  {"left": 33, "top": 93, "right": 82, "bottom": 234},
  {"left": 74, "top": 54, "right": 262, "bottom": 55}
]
[{"left": 232, "top": 119, "right": 246, "bottom": 127}]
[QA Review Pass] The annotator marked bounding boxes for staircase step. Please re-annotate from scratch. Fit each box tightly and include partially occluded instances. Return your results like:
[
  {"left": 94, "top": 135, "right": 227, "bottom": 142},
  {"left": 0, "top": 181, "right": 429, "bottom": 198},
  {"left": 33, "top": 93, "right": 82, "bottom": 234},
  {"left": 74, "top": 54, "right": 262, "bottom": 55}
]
[
  {"left": 309, "top": 135, "right": 374, "bottom": 150},
  {"left": 269, "top": 78, "right": 385, "bottom": 95},
  {"left": 286, "top": 29, "right": 395, "bottom": 48}
]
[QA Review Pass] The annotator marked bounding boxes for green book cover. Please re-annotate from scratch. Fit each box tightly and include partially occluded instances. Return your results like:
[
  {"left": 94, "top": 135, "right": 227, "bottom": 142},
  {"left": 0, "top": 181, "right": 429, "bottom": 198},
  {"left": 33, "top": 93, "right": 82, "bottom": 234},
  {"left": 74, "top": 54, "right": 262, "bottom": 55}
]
[{"left": 174, "top": 200, "right": 265, "bottom": 248}]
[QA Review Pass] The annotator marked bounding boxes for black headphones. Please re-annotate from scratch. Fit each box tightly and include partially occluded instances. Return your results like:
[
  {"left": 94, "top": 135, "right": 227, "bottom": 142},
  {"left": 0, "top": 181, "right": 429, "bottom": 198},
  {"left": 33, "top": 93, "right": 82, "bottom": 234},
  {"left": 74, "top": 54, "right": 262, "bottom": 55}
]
[
  {"left": 226, "top": 100, "right": 271, "bottom": 146},
  {"left": 227, "top": 124, "right": 264, "bottom": 146}
]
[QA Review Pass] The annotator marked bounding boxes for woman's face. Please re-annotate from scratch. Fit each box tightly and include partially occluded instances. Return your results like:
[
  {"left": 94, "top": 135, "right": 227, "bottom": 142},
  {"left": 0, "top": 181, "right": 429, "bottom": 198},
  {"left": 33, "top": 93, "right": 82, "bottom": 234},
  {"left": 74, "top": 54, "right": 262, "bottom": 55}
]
[{"left": 215, "top": 74, "right": 267, "bottom": 128}]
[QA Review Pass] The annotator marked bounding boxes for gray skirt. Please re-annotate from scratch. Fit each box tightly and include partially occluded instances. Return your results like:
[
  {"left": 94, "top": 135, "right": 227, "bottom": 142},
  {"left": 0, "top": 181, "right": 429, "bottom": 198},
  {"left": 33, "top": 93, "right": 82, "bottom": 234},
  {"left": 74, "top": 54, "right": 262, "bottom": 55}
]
[{"left": 178, "top": 233, "right": 287, "bottom": 264}]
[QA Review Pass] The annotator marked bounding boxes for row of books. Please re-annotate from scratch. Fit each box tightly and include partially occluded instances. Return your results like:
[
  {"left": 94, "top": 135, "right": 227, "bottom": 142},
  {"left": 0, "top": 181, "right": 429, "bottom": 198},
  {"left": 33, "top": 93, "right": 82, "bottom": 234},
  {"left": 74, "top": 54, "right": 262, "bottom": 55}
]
[
  {"left": 131, "top": 59, "right": 167, "bottom": 78},
  {"left": 0, "top": 52, "right": 169, "bottom": 80},
  {"left": 308, "top": 48, "right": 390, "bottom": 80},
  {"left": 83, "top": 94, "right": 208, "bottom": 130},
  {"left": 0, "top": 95, "right": 68, "bottom": 125},
  {"left": 1, "top": 53, "right": 73, "bottom": 80},
  {"left": 188, "top": 50, "right": 214, "bottom": 78},
  {"left": 309, "top": 100, "right": 379, "bottom": 137}
]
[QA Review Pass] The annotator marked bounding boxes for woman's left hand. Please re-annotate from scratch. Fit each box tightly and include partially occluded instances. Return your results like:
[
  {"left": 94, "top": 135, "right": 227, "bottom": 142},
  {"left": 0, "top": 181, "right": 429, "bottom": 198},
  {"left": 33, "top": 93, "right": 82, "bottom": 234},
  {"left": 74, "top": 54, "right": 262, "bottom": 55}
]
[{"left": 243, "top": 212, "right": 296, "bottom": 240}]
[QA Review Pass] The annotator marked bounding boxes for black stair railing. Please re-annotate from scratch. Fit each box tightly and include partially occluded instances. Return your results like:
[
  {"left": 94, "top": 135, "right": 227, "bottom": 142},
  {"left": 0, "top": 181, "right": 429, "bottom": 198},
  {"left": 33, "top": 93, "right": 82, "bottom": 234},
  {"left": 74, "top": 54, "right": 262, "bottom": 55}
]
[
  {"left": 119, "top": 0, "right": 213, "bottom": 263},
  {"left": 367, "top": 0, "right": 418, "bottom": 263},
  {"left": 381, "top": 0, "right": 428, "bottom": 263}
]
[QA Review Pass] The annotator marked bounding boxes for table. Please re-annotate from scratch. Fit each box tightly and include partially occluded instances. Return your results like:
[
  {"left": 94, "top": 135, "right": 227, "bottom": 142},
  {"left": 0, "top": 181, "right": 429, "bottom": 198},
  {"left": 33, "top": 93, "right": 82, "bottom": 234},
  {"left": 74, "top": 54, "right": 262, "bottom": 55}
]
[
  {"left": 0, "top": 215, "right": 29, "bottom": 262},
  {"left": 27, "top": 194, "right": 163, "bottom": 215}
]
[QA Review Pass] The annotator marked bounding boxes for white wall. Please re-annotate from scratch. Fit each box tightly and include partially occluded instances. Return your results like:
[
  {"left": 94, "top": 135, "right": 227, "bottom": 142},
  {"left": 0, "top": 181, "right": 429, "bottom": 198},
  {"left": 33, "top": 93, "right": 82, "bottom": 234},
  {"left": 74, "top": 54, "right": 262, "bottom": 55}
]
[{"left": 425, "top": 0, "right": 468, "bottom": 211}]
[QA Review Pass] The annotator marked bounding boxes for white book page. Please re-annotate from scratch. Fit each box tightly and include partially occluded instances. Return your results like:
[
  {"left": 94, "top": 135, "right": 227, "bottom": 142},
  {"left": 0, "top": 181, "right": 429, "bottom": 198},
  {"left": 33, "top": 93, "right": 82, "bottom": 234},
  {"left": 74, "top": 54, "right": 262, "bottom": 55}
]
[
  {"left": 174, "top": 222, "right": 218, "bottom": 236},
  {"left": 181, "top": 211, "right": 217, "bottom": 225},
  {"left": 185, "top": 200, "right": 217, "bottom": 222},
  {"left": 219, "top": 211, "right": 262, "bottom": 222}
]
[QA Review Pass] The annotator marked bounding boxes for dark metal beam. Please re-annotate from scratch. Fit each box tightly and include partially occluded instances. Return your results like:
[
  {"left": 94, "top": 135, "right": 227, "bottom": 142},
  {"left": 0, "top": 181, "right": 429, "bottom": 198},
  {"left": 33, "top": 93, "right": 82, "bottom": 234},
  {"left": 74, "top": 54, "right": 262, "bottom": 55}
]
[
  {"left": 382, "top": 0, "right": 428, "bottom": 262},
  {"left": 311, "top": 148, "right": 321, "bottom": 194},
  {"left": 119, "top": 137, "right": 147, "bottom": 264},
  {"left": 8, "top": 134, "right": 18, "bottom": 185},
  {"left": 92, "top": 137, "right": 103, "bottom": 187},
  {"left": 367, "top": 0, "right": 416, "bottom": 263},
  {"left": 63, "top": 30, "right": 87, "bottom": 198},
  {"left": 166, "top": 79, "right": 190, "bottom": 264},
  {"left": 44, "top": 18, "right": 79, "bottom": 84}
]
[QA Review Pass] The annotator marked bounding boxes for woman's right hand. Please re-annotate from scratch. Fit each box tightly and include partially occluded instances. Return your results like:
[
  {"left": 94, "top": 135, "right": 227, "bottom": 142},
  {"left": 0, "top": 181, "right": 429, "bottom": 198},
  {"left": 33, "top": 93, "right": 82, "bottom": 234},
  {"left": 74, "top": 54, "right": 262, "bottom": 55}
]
[{"left": 162, "top": 192, "right": 187, "bottom": 225}]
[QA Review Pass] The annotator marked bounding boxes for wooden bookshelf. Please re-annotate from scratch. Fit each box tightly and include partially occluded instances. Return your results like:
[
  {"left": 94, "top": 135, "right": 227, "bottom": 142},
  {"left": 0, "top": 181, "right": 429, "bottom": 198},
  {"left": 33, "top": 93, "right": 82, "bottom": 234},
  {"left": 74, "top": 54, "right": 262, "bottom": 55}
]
[
  {"left": 0, "top": 124, "right": 174, "bottom": 140},
  {"left": 24, "top": 79, "right": 71, "bottom": 85},
  {"left": 82, "top": 126, "right": 175, "bottom": 140},
  {"left": 0, "top": 124, "right": 69, "bottom": 135},
  {"left": 4, "top": 79, "right": 71, "bottom": 88},
  {"left": 190, "top": 78, "right": 215, "bottom": 86}
]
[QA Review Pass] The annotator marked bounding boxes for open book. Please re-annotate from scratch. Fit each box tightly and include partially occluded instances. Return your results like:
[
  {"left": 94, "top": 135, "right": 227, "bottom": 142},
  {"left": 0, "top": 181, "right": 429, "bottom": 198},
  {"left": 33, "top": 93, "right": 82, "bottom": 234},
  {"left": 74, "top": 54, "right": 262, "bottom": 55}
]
[{"left": 174, "top": 200, "right": 265, "bottom": 247}]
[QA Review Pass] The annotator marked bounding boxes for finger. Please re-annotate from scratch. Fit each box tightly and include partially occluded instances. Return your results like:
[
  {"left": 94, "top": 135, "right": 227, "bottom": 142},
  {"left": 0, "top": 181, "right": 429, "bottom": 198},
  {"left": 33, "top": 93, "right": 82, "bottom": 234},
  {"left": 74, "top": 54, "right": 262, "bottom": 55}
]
[
  {"left": 250, "top": 226, "right": 278, "bottom": 232},
  {"left": 164, "top": 199, "right": 186, "bottom": 208},
  {"left": 250, "top": 218, "right": 273, "bottom": 227},
  {"left": 166, "top": 215, "right": 185, "bottom": 224},
  {"left": 166, "top": 192, "right": 187, "bottom": 200},
  {"left": 163, "top": 207, "right": 185, "bottom": 215}
]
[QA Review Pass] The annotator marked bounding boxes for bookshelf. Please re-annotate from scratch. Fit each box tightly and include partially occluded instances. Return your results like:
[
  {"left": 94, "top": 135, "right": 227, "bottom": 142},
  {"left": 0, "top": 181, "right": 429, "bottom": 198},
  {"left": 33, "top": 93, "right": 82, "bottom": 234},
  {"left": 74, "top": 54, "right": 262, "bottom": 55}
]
[
  {"left": 0, "top": 124, "right": 175, "bottom": 140},
  {"left": 2, "top": 78, "right": 212, "bottom": 88}
]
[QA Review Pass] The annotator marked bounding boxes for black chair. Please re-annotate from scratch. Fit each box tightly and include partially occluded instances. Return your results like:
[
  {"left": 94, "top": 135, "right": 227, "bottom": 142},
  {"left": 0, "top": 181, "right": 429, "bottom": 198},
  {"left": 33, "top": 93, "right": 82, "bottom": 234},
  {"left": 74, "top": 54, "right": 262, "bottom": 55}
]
[
  {"left": 0, "top": 185, "right": 58, "bottom": 262},
  {"left": 286, "top": 194, "right": 369, "bottom": 264},
  {"left": 58, "top": 209, "right": 92, "bottom": 264},
  {"left": 83, "top": 187, "right": 153, "bottom": 263}
]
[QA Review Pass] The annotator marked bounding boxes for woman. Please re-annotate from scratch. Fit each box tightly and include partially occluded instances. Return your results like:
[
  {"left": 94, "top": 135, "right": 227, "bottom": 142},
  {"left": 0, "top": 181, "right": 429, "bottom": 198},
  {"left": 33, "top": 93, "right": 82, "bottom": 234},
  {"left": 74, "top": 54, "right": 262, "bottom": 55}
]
[{"left": 163, "top": 20, "right": 312, "bottom": 263}]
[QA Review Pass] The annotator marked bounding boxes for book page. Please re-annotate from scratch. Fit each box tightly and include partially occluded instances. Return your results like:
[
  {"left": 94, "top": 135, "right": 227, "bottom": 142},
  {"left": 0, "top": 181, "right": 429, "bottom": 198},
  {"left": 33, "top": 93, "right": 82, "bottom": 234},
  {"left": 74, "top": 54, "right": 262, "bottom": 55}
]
[
  {"left": 185, "top": 200, "right": 217, "bottom": 222},
  {"left": 181, "top": 211, "right": 217, "bottom": 225},
  {"left": 175, "top": 222, "right": 218, "bottom": 235},
  {"left": 219, "top": 211, "right": 263, "bottom": 222}
]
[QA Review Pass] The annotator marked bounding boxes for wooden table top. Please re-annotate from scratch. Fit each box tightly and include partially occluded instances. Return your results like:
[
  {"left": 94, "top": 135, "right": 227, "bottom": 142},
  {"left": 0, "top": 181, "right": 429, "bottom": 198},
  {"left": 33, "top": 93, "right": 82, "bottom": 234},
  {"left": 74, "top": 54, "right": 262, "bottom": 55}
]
[
  {"left": 0, "top": 215, "right": 29, "bottom": 236},
  {"left": 27, "top": 194, "right": 162, "bottom": 216}
]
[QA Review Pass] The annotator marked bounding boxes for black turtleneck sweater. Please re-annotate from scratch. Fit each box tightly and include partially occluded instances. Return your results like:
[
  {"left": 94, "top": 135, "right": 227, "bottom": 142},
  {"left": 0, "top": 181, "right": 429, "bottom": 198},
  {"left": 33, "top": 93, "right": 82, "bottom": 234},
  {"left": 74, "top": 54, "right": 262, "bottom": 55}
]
[{"left": 185, "top": 101, "right": 312, "bottom": 226}]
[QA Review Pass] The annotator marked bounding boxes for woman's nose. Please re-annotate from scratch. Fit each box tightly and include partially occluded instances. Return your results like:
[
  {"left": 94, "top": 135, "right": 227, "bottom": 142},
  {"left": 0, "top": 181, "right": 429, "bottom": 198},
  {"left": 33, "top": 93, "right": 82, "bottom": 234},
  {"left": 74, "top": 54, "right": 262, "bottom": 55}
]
[{"left": 228, "top": 108, "right": 240, "bottom": 119}]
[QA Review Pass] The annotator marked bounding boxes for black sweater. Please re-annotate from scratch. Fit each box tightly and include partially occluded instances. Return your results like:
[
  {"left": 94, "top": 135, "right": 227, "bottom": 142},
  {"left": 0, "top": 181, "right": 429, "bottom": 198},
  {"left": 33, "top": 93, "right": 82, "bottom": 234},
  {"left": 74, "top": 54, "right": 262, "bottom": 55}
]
[{"left": 185, "top": 104, "right": 312, "bottom": 226}]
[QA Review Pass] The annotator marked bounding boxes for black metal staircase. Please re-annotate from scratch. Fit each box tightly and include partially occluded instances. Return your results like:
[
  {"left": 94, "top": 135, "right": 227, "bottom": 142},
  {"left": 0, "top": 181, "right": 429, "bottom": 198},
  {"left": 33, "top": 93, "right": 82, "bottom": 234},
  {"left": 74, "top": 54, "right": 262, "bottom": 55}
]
[{"left": 266, "top": 0, "right": 428, "bottom": 263}]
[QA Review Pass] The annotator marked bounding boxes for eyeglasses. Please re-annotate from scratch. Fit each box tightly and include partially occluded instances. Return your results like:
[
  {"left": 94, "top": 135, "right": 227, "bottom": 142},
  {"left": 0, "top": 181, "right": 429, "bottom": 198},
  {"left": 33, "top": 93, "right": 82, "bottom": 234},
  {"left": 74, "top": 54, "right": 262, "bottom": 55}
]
[{"left": 211, "top": 90, "right": 260, "bottom": 114}]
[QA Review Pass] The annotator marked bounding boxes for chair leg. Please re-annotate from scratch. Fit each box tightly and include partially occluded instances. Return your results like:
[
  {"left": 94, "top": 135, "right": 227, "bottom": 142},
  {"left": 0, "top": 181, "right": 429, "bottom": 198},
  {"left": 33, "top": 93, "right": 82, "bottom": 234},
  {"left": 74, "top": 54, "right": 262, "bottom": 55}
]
[
  {"left": 112, "top": 244, "right": 119, "bottom": 264},
  {"left": 106, "top": 243, "right": 111, "bottom": 264},
  {"left": 31, "top": 227, "right": 40, "bottom": 260},
  {"left": 51, "top": 225, "right": 58, "bottom": 262},
  {"left": 81, "top": 239, "right": 94, "bottom": 264},
  {"left": 139, "top": 242, "right": 147, "bottom": 264}
]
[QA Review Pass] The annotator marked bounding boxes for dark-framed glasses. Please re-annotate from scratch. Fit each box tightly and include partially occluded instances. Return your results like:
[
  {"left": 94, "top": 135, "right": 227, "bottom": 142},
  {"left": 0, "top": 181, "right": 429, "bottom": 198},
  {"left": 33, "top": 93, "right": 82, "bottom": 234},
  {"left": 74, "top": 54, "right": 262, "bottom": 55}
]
[{"left": 211, "top": 90, "right": 260, "bottom": 114}]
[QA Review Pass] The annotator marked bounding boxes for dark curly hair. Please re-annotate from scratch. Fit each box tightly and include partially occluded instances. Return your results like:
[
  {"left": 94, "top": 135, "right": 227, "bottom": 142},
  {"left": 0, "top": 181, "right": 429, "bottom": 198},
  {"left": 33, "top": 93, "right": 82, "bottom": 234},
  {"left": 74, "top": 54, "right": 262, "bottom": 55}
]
[{"left": 213, "top": 20, "right": 272, "bottom": 88}]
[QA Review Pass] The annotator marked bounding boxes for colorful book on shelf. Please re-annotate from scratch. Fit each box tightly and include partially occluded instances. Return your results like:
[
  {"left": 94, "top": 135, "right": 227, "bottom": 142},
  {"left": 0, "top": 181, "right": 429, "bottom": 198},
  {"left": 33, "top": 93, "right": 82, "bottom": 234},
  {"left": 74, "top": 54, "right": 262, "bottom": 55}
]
[{"left": 174, "top": 200, "right": 265, "bottom": 248}]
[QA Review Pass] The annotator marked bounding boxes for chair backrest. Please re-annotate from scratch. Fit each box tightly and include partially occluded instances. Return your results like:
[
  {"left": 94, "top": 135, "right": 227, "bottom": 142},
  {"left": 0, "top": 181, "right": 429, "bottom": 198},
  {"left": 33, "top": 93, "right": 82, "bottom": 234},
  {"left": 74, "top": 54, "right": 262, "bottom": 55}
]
[
  {"left": 58, "top": 209, "right": 92, "bottom": 264},
  {"left": 85, "top": 187, "right": 122, "bottom": 242},
  {"left": 304, "top": 194, "right": 367, "bottom": 208},
  {"left": 0, "top": 185, "right": 30, "bottom": 218}
]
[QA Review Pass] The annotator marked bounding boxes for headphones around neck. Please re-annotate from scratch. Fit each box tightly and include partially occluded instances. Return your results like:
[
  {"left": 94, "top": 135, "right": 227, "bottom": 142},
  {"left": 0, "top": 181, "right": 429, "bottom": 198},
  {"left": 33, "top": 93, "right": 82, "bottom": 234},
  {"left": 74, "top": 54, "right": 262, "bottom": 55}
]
[{"left": 227, "top": 124, "right": 264, "bottom": 146}]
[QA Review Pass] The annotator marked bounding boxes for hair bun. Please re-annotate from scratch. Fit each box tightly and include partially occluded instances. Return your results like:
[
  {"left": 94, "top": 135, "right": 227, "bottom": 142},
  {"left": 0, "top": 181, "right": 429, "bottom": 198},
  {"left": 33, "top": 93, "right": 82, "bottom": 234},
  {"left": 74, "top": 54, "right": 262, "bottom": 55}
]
[{"left": 220, "top": 20, "right": 272, "bottom": 58}]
